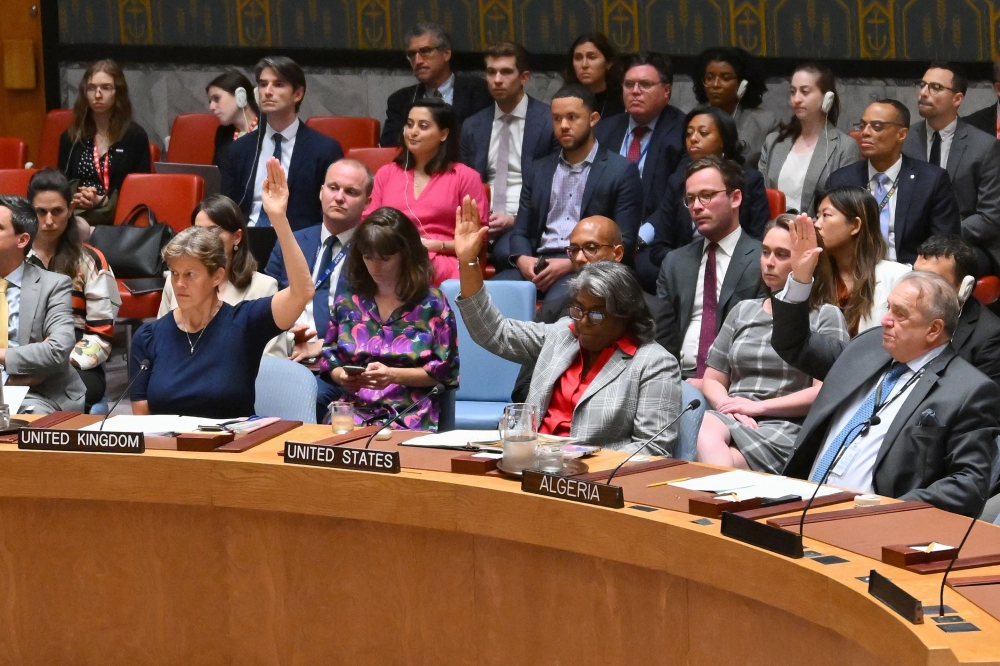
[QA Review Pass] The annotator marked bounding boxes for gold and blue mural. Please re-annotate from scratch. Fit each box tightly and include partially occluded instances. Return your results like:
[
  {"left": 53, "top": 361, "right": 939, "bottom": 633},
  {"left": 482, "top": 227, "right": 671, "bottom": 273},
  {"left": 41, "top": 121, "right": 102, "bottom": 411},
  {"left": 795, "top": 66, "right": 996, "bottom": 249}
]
[{"left": 56, "top": 0, "right": 1000, "bottom": 60}]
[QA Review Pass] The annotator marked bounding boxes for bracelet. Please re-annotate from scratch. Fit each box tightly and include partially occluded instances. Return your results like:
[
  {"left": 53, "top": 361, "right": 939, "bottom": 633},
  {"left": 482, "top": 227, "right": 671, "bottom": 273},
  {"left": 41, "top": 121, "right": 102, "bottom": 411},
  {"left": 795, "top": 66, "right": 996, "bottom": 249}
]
[{"left": 467, "top": 258, "right": 480, "bottom": 266}]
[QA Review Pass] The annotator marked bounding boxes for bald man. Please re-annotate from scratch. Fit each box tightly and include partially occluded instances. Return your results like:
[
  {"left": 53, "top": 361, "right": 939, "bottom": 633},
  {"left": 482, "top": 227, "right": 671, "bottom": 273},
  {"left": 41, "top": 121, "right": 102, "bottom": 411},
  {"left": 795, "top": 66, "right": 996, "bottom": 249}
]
[{"left": 511, "top": 215, "right": 681, "bottom": 402}]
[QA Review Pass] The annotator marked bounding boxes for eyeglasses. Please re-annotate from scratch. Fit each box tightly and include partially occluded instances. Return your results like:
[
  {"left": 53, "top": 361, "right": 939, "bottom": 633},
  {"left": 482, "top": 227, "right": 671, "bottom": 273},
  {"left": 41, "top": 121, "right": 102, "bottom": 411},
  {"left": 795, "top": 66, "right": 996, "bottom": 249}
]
[
  {"left": 85, "top": 84, "right": 115, "bottom": 95},
  {"left": 682, "top": 189, "right": 729, "bottom": 208},
  {"left": 566, "top": 243, "right": 615, "bottom": 258},
  {"left": 406, "top": 45, "right": 443, "bottom": 61},
  {"left": 853, "top": 120, "right": 904, "bottom": 132},
  {"left": 622, "top": 79, "right": 662, "bottom": 92},
  {"left": 568, "top": 305, "right": 608, "bottom": 324},
  {"left": 917, "top": 80, "right": 955, "bottom": 94}
]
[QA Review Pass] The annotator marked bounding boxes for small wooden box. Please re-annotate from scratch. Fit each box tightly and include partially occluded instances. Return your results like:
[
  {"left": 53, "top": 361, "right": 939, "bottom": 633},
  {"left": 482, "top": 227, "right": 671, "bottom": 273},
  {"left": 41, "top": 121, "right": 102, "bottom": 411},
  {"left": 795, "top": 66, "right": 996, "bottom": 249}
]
[
  {"left": 689, "top": 495, "right": 763, "bottom": 519},
  {"left": 881, "top": 544, "right": 960, "bottom": 568},
  {"left": 451, "top": 453, "right": 498, "bottom": 475},
  {"left": 175, "top": 432, "right": 235, "bottom": 452}
]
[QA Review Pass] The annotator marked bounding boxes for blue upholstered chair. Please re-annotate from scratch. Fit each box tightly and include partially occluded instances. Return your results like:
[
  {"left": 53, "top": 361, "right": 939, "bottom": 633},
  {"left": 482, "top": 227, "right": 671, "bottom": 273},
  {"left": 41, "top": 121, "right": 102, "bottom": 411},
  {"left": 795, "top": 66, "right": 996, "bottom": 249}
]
[
  {"left": 439, "top": 279, "right": 537, "bottom": 429},
  {"left": 255, "top": 356, "right": 318, "bottom": 423},
  {"left": 675, "top": 382, "right": 706, "bottom": 461}
]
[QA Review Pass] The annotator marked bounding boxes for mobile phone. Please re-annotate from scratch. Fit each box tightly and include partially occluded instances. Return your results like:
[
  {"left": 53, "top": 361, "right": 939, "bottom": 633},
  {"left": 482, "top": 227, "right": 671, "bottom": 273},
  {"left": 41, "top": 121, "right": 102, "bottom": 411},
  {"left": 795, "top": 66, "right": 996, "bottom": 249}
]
[
  {"left": 342, "top": 365, "right": 367, "bottom": 376},
  {"left": 534, "top": 256, "right": 549, "bottom": 273}
]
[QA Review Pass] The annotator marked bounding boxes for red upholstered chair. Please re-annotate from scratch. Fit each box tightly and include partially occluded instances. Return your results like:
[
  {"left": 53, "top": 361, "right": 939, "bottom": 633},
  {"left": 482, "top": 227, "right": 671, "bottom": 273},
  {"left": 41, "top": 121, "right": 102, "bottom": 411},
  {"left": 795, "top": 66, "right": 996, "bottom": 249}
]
[
  {"left": 0, "top": 138, "right": 28, "bottom": 169},
  {"left": 149, "top": 143, "right": 161, "bottom": 163},
  {"left": 38, "top": 109, "right": 74, "bottom": 169},
  {"left": 306, "top": 116, "right": 380, "bottom": 152},
  {"left": 347, "top": 147, "right": 400, "bottom": 173},
  {"left": 166, "top": 113, "right": 220, "bottom": 165},
  {"left": 0, "top": 169, "right": 38, "bottom": 196},
  {"left": 974, "top": 276, "right": 1000, "bottom": 306},
  {"left": 766, "top": 188, "right": 786, "bottom": 219}
]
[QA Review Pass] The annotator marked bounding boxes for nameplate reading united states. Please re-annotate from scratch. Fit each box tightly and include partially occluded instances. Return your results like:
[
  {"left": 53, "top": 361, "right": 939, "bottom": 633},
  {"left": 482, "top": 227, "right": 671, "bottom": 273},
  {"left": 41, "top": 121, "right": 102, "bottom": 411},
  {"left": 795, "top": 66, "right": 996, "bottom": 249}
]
[
  {"left": 521, "top": 470, "right": 624, "bottom": 508},
  {"left": 284, "top": 442, "right": 401, "bottom": 474},
  {"left": 17, "top": 429, "right": 145, "bottom": 453}
]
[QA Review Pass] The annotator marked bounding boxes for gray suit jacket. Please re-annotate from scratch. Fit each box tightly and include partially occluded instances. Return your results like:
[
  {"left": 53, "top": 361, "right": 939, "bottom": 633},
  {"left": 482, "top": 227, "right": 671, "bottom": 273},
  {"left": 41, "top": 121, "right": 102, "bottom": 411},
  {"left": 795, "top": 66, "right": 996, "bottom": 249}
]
[
  {"left": 456, "top": 287, "right": 682, "bottom": 456},
  {"left": 772, "top": 297, "right": 999, "bottom": 516},
  {"left": 903, "top": 119, "right": 1000, "bottom": 269},
  {"left": 5, "top": 262, "right": 86, "bottom": 412},
  {"left": 758, "top": 122, "right": 860, "bottom": 215},
  {"left": 735, "top": 107, "right": 778, "bottom": 169}
]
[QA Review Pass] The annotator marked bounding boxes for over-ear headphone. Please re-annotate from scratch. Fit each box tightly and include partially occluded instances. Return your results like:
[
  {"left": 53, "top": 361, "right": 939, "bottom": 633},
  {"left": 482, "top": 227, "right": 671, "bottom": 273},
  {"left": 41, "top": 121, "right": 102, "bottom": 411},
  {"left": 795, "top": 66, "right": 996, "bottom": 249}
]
[
  {"left": 821, "top": 91, "right": 835, "bottom": 114},
  {"left": 959, "top": 275, "right": 976, "bottom": 304},
  {"left": 235, "top": 87, "right": 248, "bottom": 109},
  {"left": 253, "top": 86, "right": 260, "bottom": 106},
  {"left": 736, "top": 80, "right": 748, "bottom": 101}
]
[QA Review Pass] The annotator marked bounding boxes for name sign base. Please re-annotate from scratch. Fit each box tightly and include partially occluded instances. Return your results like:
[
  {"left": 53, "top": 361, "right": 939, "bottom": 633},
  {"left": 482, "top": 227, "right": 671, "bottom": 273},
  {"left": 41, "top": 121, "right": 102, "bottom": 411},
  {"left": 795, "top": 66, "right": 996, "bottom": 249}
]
[
  {"left": 18, "top": 428, "right": 144, "bottom": 453},
  {"left": 284, "top": 441, "right": 400, "bottom": 474},
  {"left": 522, "top": 470, "right": 624, "bottom": 508}
]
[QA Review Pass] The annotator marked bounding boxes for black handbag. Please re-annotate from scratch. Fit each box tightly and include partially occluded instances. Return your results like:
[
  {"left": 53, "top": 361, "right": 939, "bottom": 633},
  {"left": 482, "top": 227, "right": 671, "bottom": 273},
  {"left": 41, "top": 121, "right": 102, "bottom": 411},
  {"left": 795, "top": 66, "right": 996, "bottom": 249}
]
[{"left": 89, "top": 204, "right": 175, "bottom": 278}]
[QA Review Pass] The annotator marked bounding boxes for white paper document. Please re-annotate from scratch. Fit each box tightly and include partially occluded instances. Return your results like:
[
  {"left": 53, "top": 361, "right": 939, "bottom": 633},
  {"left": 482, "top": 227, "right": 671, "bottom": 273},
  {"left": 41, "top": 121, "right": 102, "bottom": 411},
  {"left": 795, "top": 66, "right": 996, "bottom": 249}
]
[
  {"left": 2, "top": 386, "right": 29, "bottom": 415},
  {"left": 669, "top": 470, "right": 841, "bottom": 499},
  {"left": 79, "top": 415, "right": 230, "bottom": 434},
  {"left": 404, "top": 430, "right": 501, "bottom": 447}
]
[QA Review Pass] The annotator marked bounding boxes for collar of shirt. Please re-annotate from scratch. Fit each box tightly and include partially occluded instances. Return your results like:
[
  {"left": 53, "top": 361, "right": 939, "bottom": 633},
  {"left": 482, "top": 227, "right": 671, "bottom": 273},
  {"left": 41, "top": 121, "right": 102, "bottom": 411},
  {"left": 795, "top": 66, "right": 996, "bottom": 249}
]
[
  {"left": 898, "top": 342, "right": 948, "bottom": 375},
  {"left": 926, "top": 117, "right": 958, "bottom": 143},
  {"left": 428, "top": 73, "right": 455, "bottom": 102},
  {"left": 494, "top": 93, "right": 529, "bottom": 121},
  {"left": 320, "top": 223, "right": 356, "bottom": 249},
  {"left": 627, "top": 113, "right": 659, "bottom": 135},
  {"left": 3, "top": 262, "right": 25, "bottom": 288},
  {"left": 560, "top": 141, "right": 600, "bottom": 169},
  {"left": 708, "top": 226, "right": 742, "bottom": 257},
  {"left": 868, "top": 155, "right": 903, "bottom": 184},
  {"left": 264, "top": 117, "right": 300, "bottom": 144}
]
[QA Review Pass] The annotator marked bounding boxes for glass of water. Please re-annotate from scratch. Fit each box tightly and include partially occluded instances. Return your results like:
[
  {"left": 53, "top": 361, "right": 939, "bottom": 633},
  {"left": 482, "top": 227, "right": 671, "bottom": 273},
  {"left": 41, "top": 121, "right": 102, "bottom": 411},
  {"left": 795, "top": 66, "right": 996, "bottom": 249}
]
[
  {"left": 535, "top": 438, "right": 564, "bottom": 473},
  {"left": 499, "top": 403, "right": 538, "bottom": 473},
  {"left": 330, "top": 401, "right": 355, "bottom": 434}
]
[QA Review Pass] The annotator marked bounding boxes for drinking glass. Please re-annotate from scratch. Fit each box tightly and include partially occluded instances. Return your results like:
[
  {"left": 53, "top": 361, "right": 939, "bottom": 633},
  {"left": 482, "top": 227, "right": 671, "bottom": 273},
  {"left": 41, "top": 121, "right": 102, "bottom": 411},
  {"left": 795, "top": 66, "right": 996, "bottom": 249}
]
[
  {"left": 535, "top": 439, "right": 564, "bottom": 473},
  {"left": 330, "top": 402, "right": 355, "bottom": 434},
  {"left": 499, "top": 403, "right": 538, "bottom": 473}
]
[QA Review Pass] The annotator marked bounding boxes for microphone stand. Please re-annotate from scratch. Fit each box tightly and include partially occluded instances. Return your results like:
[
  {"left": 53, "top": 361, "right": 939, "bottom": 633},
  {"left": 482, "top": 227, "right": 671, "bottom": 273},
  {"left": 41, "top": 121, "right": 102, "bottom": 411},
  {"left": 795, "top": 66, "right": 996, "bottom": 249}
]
[
  {"left": 101, "top": 359, "right": 149, "bottom": 431},
  {"left": 937, "top": 487, "right": 989, "bottom": 616},
  {"left": 363, "top": 383, "right": 445, "bottom": 449},
  {"left": 605, "top": 399, "right": 700, "bottom": 486}
]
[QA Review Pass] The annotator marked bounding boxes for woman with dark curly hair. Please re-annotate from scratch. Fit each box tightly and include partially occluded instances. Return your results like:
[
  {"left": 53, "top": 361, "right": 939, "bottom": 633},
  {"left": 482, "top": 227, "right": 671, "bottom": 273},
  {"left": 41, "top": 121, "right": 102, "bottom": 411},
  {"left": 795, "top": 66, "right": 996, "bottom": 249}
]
[
  {"left": 563, "top": 33, "right": 625, "bottom": 121},
  {"left": 693, "top": 47, "right": 777, "bottom": 168}
]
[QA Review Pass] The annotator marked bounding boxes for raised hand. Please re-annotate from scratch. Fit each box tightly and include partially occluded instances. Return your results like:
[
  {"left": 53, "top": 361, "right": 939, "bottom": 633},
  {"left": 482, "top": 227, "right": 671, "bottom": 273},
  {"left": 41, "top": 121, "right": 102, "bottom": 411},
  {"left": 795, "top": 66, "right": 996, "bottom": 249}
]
[
  {"left": 261, "top": 157, "right": 290, "bottom": 225},
  {"left": 453, "top": 195, "right": 487, "bottom": 264},
  {"left": 789, "top": 213, "right": 824, "bottom": 284}
]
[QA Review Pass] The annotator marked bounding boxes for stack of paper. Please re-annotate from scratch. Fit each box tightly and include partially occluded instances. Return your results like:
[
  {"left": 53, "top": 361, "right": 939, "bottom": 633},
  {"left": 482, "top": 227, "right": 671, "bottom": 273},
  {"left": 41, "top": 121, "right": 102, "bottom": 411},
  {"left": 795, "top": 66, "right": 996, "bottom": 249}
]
[
  {"left": 79, "top": 415, "right": 231, "bottom": 434},
  {"left": 669, "top": 470, "right": 841, "bottom": 500}
]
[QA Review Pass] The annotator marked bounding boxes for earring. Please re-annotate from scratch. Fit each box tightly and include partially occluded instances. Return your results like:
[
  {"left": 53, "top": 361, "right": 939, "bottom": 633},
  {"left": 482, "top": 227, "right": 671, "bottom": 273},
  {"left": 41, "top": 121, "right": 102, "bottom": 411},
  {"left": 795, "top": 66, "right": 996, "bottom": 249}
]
[{"left": 234, "top": 243, "right": 239, "bottom": 251}]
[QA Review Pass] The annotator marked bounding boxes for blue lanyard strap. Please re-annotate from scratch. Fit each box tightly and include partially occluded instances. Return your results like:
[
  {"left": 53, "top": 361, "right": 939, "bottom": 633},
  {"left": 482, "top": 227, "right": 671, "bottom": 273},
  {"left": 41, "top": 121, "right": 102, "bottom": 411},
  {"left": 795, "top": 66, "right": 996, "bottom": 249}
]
[{"left": 315, "top": 242, "right": 349, "bottom": 288}]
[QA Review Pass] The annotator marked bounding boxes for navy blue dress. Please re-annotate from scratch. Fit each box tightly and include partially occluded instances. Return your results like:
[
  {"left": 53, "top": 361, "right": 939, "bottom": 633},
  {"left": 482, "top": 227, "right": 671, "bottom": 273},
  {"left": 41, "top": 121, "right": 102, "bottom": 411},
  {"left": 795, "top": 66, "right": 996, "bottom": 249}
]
[{"left": 130, "top": 297, "right": 282, "bottom": 418}]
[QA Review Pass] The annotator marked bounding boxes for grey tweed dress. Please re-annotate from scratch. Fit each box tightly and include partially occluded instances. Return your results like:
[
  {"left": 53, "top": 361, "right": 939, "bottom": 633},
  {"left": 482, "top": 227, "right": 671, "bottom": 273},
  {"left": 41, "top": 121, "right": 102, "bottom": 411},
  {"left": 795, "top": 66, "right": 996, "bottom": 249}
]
[{"left": 706, "top": 299, "right": 849, "bottom": 473}]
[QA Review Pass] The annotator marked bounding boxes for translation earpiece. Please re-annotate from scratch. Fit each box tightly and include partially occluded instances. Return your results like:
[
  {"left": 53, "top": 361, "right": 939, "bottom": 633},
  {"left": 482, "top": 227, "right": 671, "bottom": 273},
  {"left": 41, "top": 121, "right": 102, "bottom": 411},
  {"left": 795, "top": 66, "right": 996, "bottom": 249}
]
[
  {"left": 253, "top": 86, "right": 260, "bottom": 105},
  {"left": 235, "top": 87, "right": 248, "bottom": 109},
  {"left": 821, "top": 91, "right": 835, "bottom": 114},
  {"left": 736, "top": 80, "right": 748, "bottom": 101},
  {"left": 958, "top": 275, "right": 975, "bottom": 304}
]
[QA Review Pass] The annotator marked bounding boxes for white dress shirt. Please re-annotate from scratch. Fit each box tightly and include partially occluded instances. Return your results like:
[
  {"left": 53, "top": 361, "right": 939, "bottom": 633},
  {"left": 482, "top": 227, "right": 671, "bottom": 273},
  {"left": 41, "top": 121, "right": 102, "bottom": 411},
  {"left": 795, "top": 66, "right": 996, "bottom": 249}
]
[
  {"left": 924, "top": 118, "right": 957, "bottom": 168},
  {"left": 2, "top": 262, "right": 23, "bottom": 349},
  {"left": 294, "top": 225, "right": 356, "bottom": 334},
  {"left": 488, "top": 94, "right": 529, "bottom": 217},
  {"left": 867, "top": 156, "right": 903, "bottom": 260},
  {"left": 618, "top": 114, "right": 659, "bottom": 175},
  {"left": 808, "top": 344, "right": 947, "bottom": 493},
  {"left": 249, "top": 118, "right": 300, "bottom": 226},
  {"left": 680, "top": 226, "right": 742, "bottom": 374},
  {"left": 777, "top": 147, "right": 814, "bottom": 212},
  {"left": 426, "top": 74, "right": 455, "bottom": 105}
]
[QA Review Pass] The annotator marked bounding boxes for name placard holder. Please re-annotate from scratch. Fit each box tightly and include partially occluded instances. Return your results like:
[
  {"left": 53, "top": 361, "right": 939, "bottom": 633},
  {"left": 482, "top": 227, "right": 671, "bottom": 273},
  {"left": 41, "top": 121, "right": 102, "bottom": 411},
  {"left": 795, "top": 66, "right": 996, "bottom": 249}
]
[
  {"left": 17, "top": 428, "right": 144, "bottom": 454},
  {"left": 720, "top": 511, "right": 804, "bottom": 558},
  {"left": 521, "top": 470, "right": 624, "bottom": 509},
  {"left": 868, "top": 569, "right": 924, "bottom": 624},
  {"left": 283, "top": 441, "right": 400, "bottom": 474}
]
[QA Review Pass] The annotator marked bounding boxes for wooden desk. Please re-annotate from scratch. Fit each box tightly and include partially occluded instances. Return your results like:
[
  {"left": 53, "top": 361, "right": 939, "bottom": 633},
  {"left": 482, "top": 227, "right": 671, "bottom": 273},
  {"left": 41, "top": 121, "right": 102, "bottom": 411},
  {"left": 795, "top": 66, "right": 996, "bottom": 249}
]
[{"left": 0, "top": 424, "right": 998, "bottom": 665}]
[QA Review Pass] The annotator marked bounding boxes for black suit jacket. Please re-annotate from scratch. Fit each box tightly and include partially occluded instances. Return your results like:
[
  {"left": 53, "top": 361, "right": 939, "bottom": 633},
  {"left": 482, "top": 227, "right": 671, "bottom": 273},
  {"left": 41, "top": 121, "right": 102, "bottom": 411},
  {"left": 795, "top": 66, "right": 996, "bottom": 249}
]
[
  {"left": 511, "top": 290, "right": 682, "bottom": 403},
  {"left": 952, "top": 298, "right": 1000, "bottom": 389},
  {"left": 656, "top": 231, "right": 764, "bottom": 377},
  {"left": 771, "top": 297, "right": 999, "bottom": 516},
  {"left": 380, "top": 74, "right": 492, "bottom": 147},
  {"left": 58, "top": 122, "right": 151, "bottom": 196},
  {"left": 594, "top": 106, "right": 687, "bottom": 221},
  {"left": 825, "top": 156, "right": 961, "bottom": 265},
  {"left": 458, "top": 96, "right": 558, "bottom": 192},
  {"left": 220, "top": 122, "right": 343, "bottom": 232},
  {"left": 964, "top": 103, "right": 998, "bottom": 138},
  {"left": 498, "top": 144, "right": 644, "bottom": 264}
]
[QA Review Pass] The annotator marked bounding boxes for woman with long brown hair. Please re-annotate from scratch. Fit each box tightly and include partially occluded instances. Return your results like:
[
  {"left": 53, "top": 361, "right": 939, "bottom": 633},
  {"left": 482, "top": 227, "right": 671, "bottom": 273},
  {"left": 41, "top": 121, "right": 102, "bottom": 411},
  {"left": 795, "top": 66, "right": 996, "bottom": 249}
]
[
  {"left": 58, "top": 59, "right": 151, "bottom": 226},
  {"left": 563, "top": 33, "right": 625, "bottom": 121}
]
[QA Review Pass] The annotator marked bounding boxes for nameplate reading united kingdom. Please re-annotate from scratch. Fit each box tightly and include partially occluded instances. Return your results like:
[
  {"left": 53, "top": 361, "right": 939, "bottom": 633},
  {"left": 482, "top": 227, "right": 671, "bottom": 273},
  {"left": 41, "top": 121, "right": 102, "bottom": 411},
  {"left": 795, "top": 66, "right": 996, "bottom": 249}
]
[
  {"left": 283, "top": 441, "right": 400, "bottom": 474},
  {"left": 521, "top": 470, "right": 624, "bottom": 508},
  {"left": 17, "top": 429, "right": 145, "bottom": 453}
]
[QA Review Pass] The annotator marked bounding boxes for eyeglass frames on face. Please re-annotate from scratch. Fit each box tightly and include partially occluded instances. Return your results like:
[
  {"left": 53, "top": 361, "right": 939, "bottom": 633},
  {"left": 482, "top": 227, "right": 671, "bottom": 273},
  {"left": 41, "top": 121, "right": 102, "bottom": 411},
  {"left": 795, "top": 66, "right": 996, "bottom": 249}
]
[{"left": 682, "top": 189, "right": 728, "bottom": 209}]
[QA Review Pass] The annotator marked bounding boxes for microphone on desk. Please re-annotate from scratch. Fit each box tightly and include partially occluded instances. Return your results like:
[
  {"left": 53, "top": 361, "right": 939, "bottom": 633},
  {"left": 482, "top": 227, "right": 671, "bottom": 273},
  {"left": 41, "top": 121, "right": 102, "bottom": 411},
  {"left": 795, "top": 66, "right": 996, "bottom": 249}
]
[
  {"left": 363, "top": 383, "right": 446, "bottom": 449},
  {"left": 798, "top": 415, "right": 880, "bottom": 536},
  {"left": 937, "top": 486, "right": 989, "bottom": 617},
  {"left": 605, "top": 399, "right": 700, "bottom": 486},
  {"left": 100, "top": 359, "right": 149, "bottom": 431}
]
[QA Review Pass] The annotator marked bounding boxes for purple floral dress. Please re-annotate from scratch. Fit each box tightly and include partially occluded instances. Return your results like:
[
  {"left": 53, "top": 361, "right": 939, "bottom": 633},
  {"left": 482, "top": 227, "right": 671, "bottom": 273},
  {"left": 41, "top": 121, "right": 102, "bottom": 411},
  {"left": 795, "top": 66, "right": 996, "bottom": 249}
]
[{"left": 319, "top": 286, "right": 460, "bottom": 431}]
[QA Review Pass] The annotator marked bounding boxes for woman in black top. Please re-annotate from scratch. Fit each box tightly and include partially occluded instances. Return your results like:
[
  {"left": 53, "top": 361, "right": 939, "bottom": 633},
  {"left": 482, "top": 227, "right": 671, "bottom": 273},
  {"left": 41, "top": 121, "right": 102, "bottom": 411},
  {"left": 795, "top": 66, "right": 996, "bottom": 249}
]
[
  {"left": 563, "top": 33, "right": 625, "bottom": 122},
  {"left": 206, "top": 70, "right": 260, "bottom": 168},
  {"left": 58, "top": 59, "right": 151, "bottom": 226}
]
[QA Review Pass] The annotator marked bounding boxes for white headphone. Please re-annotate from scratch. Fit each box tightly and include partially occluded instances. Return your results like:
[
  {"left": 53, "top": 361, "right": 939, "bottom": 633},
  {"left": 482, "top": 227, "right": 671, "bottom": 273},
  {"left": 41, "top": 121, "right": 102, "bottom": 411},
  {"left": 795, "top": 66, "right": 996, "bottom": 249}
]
[
  {"left": 736, "top": 79, "right": 749, "bottom": 101},
  {"left": 821, "top": 90, "right": 835, "bottom": 114},
  {"left": 235, "top": 86, "right": 248, "bottom": 109},
  {"left": 959, "top": 275, "right": 976, "bottom": 304}
]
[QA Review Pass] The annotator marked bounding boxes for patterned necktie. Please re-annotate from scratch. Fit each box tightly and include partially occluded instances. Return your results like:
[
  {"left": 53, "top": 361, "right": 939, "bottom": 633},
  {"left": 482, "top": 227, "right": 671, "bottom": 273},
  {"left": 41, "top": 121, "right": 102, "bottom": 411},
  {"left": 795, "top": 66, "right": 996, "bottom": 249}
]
[
  {"left": 492, "top": 114, "right": 514, "bottom": 214},
  {"left": 929, "top": 130, "right": 942, "bottom": 168},
  {"left": 627, "top": 126, "right": 649, "bottom": 163},
  {"left": 0, "top": 277, "right": 8, "bottom": 349},
  {"left": 257, "top": 134, "right": 284, "bottom": 228},
  {"left": 810, "top": 362, "right": 909, "bottom": 482},
  {"left": 316, "top": 237, "right": 336, "bottom": 288},
  {"left": 874, "top": 172, "right": 891, "bottom": 241},
  {"left": 695, "top": 242, "right": 719, "bottom": 379}
]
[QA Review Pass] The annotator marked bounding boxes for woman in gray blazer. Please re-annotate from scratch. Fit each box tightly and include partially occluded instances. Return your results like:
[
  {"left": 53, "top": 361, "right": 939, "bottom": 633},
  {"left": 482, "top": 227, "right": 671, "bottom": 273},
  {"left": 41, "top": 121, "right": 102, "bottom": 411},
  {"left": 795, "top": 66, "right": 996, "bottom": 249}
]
[
  {"left": 452, "top": 198, "right": 682, "bottom": 456},
  {"left": 758, "top": 63, "right": 860, "bottom": 216}
]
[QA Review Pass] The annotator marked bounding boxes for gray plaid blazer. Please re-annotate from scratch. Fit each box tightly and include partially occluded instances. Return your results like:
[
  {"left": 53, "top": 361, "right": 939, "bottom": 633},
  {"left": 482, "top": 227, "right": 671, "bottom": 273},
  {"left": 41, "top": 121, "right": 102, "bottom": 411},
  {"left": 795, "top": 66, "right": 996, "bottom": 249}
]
[{"left": 456, "top": 288, "right": 682, "bottom": 455}]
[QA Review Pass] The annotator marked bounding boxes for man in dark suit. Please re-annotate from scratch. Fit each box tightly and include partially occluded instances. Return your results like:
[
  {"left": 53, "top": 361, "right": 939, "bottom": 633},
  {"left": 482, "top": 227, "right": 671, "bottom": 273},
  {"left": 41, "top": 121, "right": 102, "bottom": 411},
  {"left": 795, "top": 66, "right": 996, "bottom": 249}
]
[
  {"left": 459, "top": 42, "right": 558, "bottom": 247},
  {"left": 902, "top": 63, "right": 1000, "bottom": 275},
  {"left": 380, "top": 23, "right": 492, "bottom": 148},
  {"left": 657, "top": 156, "right": 763, "bottom": 379},
  {"left": 826, "top": 99, "right": 960, "bottom": 265},
  {"left": 913, "top": 235, "right": 1000, "bottom": 389},
  {"left": 511, "top": 215, "right": 681, "bottom": 402},
  {"left": 265, "top": 158, "right": 372, "bottom": 420},
  {"left": 963, "top": 58, "right": 1000, "bottom": 139},
  {"left": 493, "top": 84, "right": 643, "bottom": 309},
  {"left": 773, "top": 218, "right": 998, "bottom": 516},
  {"left": 594, "top": 51, "right": 685, "bottom": 290},
  {"left": 221, "top": 56, "right": 343, "bottom": 232}
]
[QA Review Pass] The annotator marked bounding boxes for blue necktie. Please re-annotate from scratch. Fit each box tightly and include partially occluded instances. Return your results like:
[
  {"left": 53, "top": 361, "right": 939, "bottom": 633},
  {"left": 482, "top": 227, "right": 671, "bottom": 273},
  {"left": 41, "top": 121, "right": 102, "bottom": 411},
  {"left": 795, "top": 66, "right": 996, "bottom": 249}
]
[
  {"left": 316, "top": 237, "right": 335, "bottom": 288},
  {"left": 810, "top": 362, "right": 909, "bottom": 482},
  {"left": 256, "top": 134, "right": 284, "bottom": 228},
  {"left": 874, "top": 172, "right": 891, "bottom": 242}
]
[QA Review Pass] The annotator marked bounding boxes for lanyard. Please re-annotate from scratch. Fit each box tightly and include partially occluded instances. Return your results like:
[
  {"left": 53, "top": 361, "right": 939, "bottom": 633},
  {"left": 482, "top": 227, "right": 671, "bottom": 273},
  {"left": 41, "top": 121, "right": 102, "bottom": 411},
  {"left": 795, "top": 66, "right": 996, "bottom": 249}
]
[
  {"left": 234, "top": 116, "right": 259, "bottom": 141},
  {"left": 315, "top": 241, "right": 348, "bottom": 288},
  {"left": 870, "top": 175, "right": 899, "bottom": 213},
  {"left": 872, "top": 366, "right": 923, "bottom": 417},
  {"left": 91, "top": 142, "right": 110, "bottom": 193},
  {"left": 623, "top": 126, "right": 653, "bottom": 168}
]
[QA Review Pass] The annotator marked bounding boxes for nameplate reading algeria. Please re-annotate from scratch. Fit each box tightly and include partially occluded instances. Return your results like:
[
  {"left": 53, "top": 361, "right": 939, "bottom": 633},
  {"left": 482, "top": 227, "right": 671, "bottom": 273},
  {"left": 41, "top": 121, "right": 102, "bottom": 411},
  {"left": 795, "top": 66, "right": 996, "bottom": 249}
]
[
  {"left": 521, "top": 470, "right": 625, "bottom": 509},
  {"left": 283, "top": 441, "right": 401, "bottom": 474},
  {"left": 17, "top": 429, "right": 145, "bottom": 454}
]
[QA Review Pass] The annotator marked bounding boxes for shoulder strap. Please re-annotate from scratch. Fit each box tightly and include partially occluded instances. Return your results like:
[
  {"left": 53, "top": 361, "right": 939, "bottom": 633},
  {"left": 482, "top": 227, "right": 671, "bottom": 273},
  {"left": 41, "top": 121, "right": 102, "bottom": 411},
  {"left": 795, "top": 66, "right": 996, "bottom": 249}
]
[{"left": 118, "top": 203, "right": 158, "bottom": 228}]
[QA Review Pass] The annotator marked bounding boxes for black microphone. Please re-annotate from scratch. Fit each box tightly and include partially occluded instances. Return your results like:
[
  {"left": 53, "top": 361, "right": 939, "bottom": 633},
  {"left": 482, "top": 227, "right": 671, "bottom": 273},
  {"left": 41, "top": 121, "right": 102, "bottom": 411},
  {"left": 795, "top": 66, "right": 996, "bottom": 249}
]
[
  {"left": 101, "top": 359, "right": 149, "bottom": 431},
  {"left": 605, "top": 399, "right": 701, "bottom": 486},
  {"left": 364, "top": 383, "right": 445, "bottom": 449},
  {"left": 938, "top": 486, "right": 989, "bottom": 617}
]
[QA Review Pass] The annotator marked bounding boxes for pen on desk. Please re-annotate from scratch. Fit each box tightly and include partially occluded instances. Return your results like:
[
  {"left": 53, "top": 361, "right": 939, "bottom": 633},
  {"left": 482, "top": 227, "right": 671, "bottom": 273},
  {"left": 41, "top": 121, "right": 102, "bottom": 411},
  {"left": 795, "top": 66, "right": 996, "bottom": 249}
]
[{"left": 647, "top": 477, "right": 690, "bottom": 488}]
